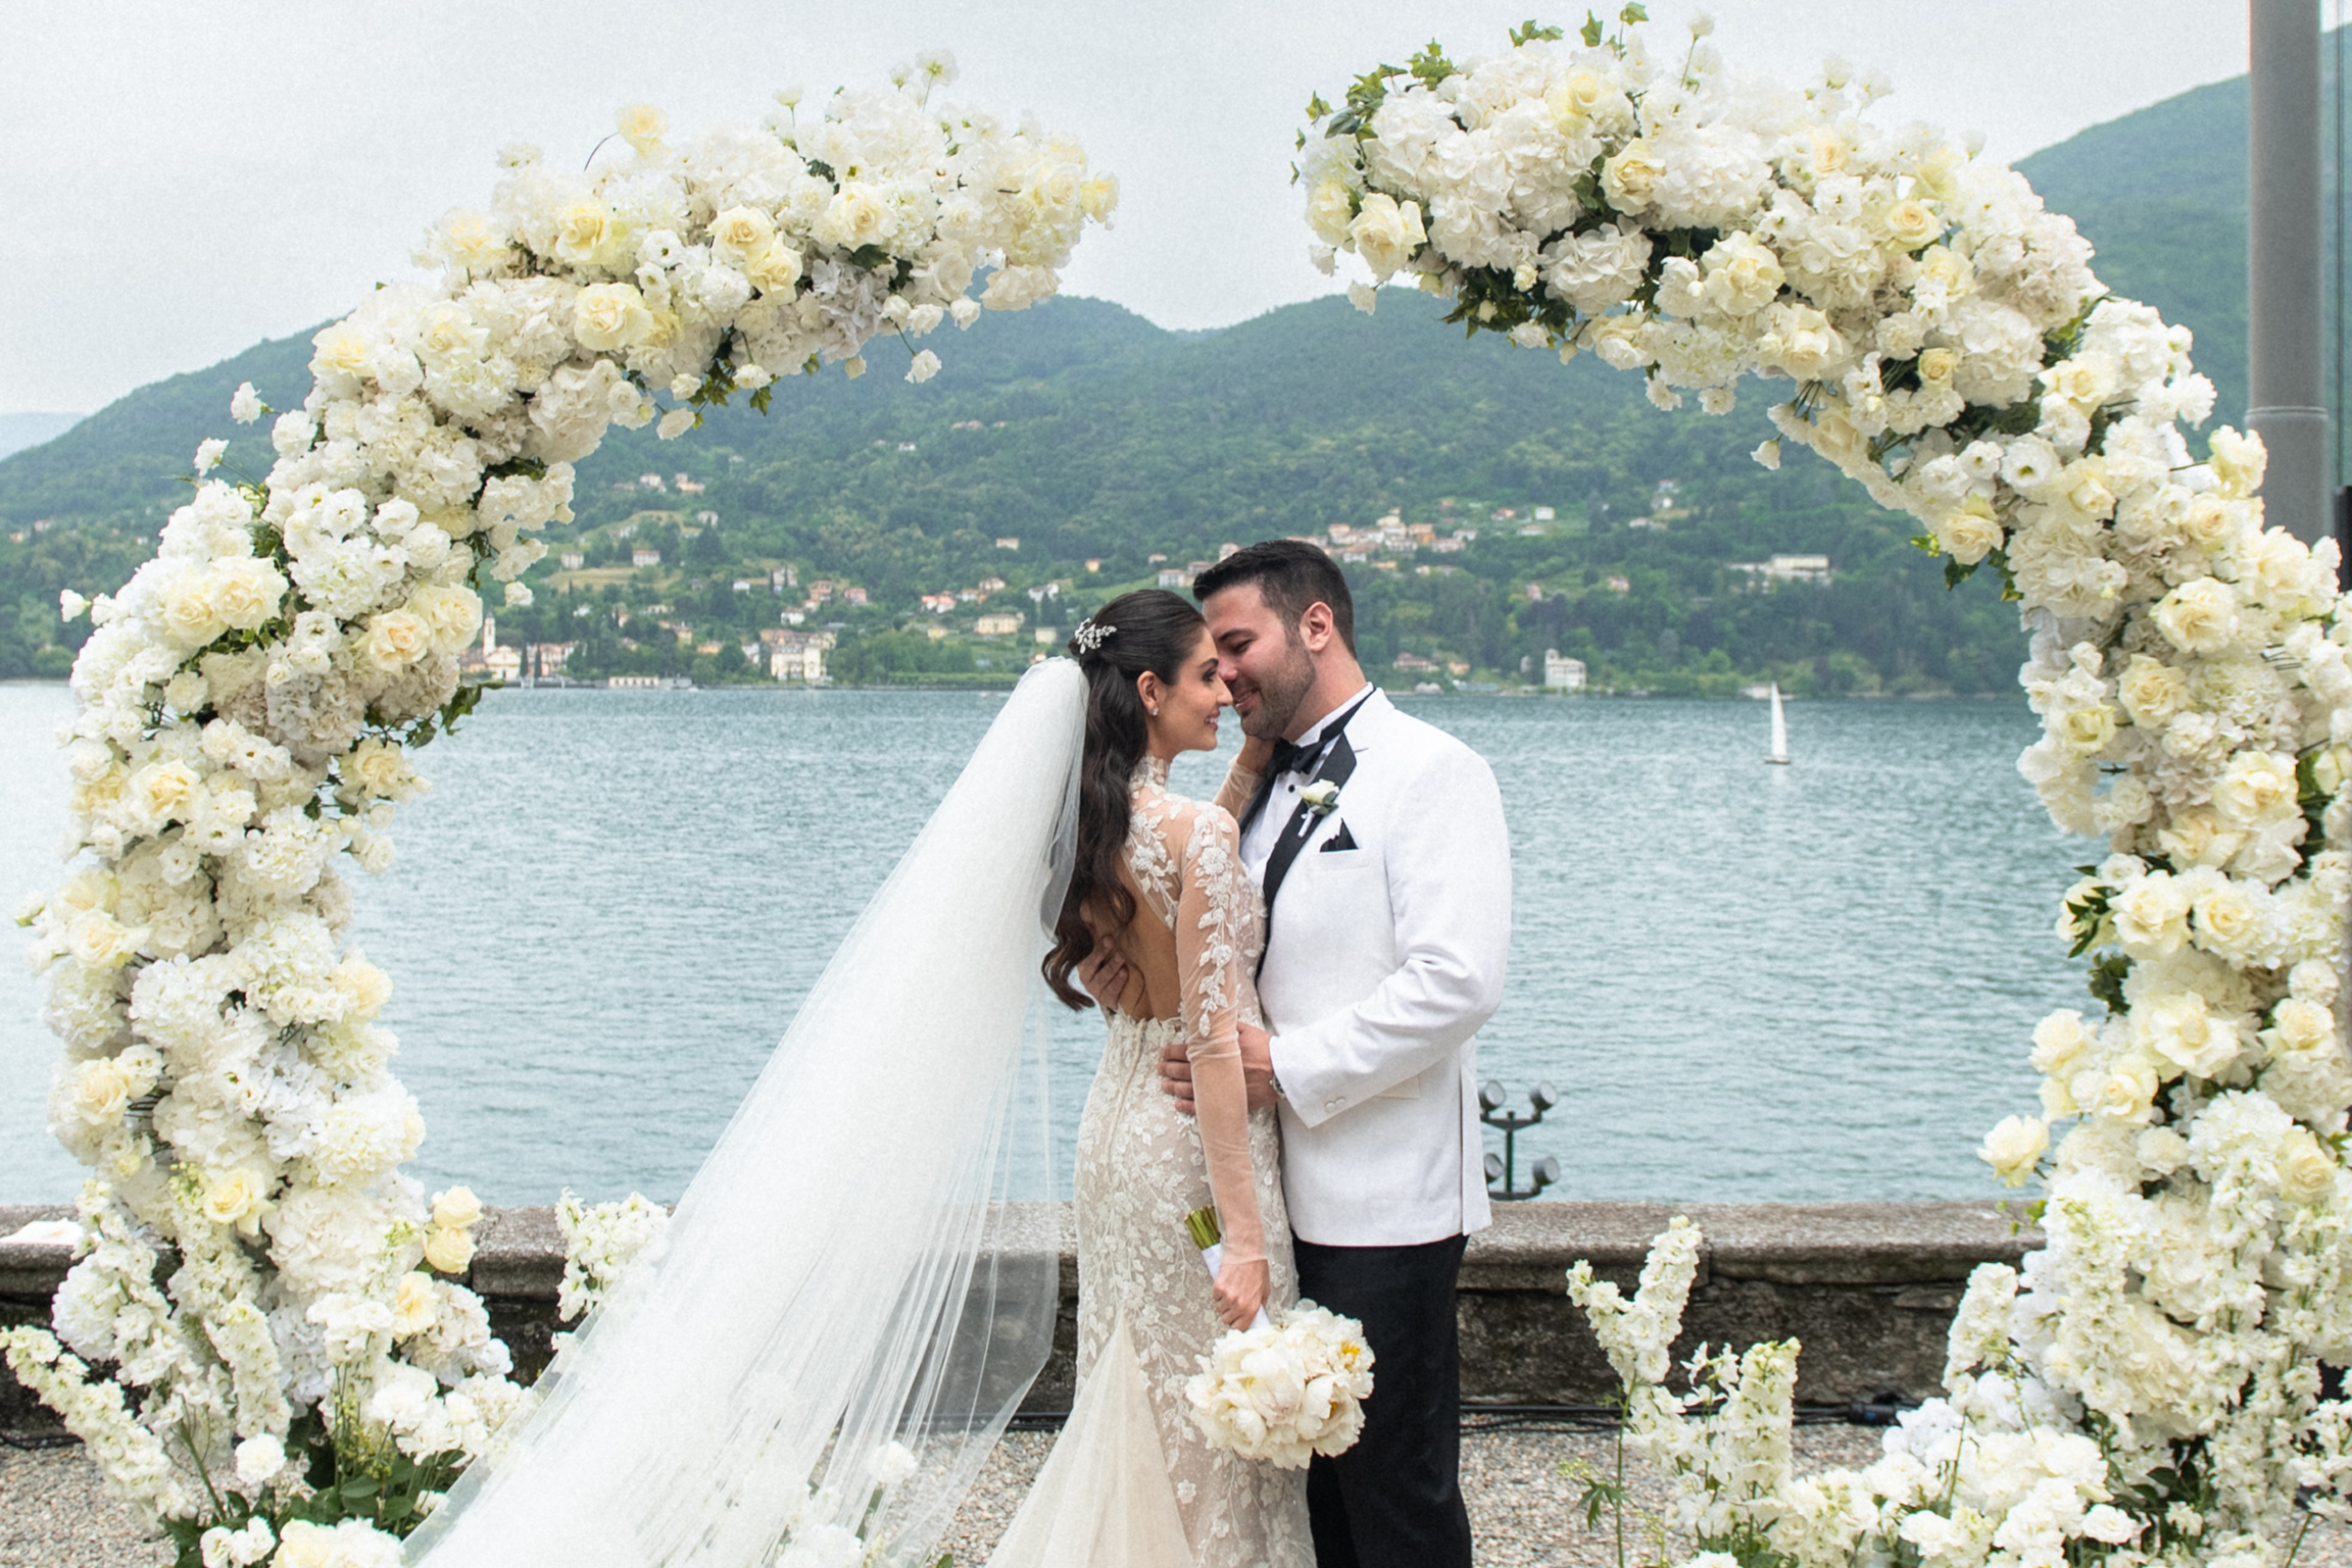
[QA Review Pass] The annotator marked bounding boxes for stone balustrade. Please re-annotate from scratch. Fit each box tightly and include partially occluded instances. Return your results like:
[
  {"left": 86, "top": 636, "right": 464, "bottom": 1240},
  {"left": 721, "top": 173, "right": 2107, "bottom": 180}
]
[{"left": 1, "top": 1198, "right": 2038, "bottom": 1431}]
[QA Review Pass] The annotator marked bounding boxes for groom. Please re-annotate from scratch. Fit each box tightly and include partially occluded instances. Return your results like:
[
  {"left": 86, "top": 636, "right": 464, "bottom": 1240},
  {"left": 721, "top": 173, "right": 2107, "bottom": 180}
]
[{"left": 1096, "top": 540, "right": 1511, "bottom": 1567}]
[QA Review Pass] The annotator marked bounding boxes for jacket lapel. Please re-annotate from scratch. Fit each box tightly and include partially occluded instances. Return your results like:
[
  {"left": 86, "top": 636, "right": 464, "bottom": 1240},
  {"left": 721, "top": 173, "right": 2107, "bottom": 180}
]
[{"left": 1260, "top": 730, "right": 1357, "bottom": 922}]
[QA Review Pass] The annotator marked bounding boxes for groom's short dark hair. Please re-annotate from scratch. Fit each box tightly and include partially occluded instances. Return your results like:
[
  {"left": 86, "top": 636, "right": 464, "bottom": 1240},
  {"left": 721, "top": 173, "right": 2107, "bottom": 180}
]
[{"left": 1193, "top": 540, "right": 1356, "bottom": 655}]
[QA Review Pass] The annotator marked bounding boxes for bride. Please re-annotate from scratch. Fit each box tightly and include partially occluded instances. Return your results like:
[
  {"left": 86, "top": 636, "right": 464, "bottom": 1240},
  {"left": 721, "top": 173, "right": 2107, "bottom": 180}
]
[
  {"left": 988, "top": 590, "right": 1312, "bottom": 1565},
  {"left": 402, "top": 595, "right": 1308, "bottom": 1566}
]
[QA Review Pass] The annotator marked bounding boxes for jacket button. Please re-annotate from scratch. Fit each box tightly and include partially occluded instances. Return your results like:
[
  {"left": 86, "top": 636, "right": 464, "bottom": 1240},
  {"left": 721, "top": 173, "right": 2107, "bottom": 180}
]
[{"left": 1325, "top": 1099, "right": 1343, "bottom": 1112}]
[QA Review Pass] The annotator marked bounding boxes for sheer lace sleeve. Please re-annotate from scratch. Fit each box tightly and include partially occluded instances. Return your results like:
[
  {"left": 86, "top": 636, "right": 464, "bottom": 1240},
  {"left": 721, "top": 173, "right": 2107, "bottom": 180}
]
[
  {"left": 1174, "top": 801, "right": 1265, "bottom": 1267},
  {"left": 1214, "top": 760, "right": 1262, "bottom": 825}
]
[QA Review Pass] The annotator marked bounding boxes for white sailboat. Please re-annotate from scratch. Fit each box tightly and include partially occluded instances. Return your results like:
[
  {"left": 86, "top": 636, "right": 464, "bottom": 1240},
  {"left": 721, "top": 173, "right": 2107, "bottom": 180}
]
[{"left": 1766, "top": 682, "right": 1792, "bottom": 764}]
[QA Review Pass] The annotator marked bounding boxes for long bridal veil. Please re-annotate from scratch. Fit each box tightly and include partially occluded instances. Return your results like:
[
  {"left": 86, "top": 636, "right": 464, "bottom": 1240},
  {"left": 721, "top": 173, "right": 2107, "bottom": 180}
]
[{"left": 408, "top": 659, "right": 1087, "bottom": 1567}]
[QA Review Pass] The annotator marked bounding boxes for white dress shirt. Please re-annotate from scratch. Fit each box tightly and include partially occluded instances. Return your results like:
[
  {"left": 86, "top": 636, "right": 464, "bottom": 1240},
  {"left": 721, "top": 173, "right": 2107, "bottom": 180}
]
[{"left": 1237, "top": 682, "right": 1375, "bottom": 879}]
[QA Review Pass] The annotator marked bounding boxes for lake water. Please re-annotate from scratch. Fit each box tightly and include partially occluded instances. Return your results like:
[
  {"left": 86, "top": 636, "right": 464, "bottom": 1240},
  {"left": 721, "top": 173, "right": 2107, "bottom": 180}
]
[{"left": 0, "top": 681, "right": 2082, "bottom": 1206}]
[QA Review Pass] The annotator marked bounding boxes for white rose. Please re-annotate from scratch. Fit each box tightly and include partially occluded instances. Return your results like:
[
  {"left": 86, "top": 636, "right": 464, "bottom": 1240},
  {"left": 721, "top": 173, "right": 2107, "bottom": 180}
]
[
  {"left": 67, "top": 910, "right": 142, "bottom": 970},
  {"left": 1347, "top": 194, "right": 1425, "bottom": 282},
  {"left": 2085, "top": 1053, "right": 2160, "bottom": 1122},
  {"left": 347, "top": 740, "right": 409, "bottom": 798},
  {"left": 615, "top": 102, "right": 668, "bottom": 154},
  {"left": 2031, "top": 1010, "right": 2097, "bottom": 1076},
  {"left": 709, "top": 204, "right": 776, "bottom": 262},
  {"left": 209, "top": 558, "right": 287, "bottom": 632},
  {"left": 2279, "top": 1127, "right": 2336, "bottom": 1205},
  {"left": 2153, "top": 578, "right": 2238, "bottom": 654},
  {"left": 2213, "top": 750, "right": 2297, "bottom": 828},
  {"left": 2191, "top": 879, "right": 2262, "bottom": 952},
  {"left": 408, "top": 583, "right": 484, "bottom": 655},
  {"left": 552, "top": 200, "right": 620, "bottom": 268},
  {"left": 2138, "top": 992, "right": 2239, "bottom": 1078},
  {"left": 1699, "top": 232, "right": 1784, "bottom": 317},
  {"left": 814, "top": 183, "right": 893, "bottom": 251},
  {"left": 2117, "top": 654, "right": 2187, "bottom": 726},
  {"left": 1877, "top": 198, "right": 1942, "bottom": 252},
  {"left": 1601, "top": 140, "right": 1663, "bottom": 210},
  {"left": 424, "top": 1225, "right": 477, "bottom": 1274},
  {"left": 745, "top": 242, "right": 804, "bottom": 295},
  {"left": 130, "top": 760, "right": 203, "bottom": 828},
  {"left": 1759, "top": 301, "right": 1849, "bottom": 380},
  {"left": 2270, "top": 997, "right": 2335, "bottom": 1054},
  {"left": 332, "top": 955, "right": 392, "bottom": 1021},
  {"left": 1306, "top": 178, "right": 1357, "bottom": 246},
  {"left": 2053, "top": 702, "right": 2118, "bottom": 757},
  {"left": 391, "top": 1271, "right": 439, "bottom": 1337},
  {"left": 1978, "top": 1114, "right": 2049, "bottom": 1186},
  {"left": 65, "top": 1058, "right": 133, "bottom": 1128},
  {"left": 160, "top": 573, "right": 228, "bottom": 649},
  {"left": 201, "top": 1167, "right": 269, "bottom": 1235},
  {"left": 1939, "top": 510, "right": 2002, "bottom": 566},
  {"left": 432, "top": 1185, "right": 484, "bottom": 1230},
  {"left": 571, "top": 283, "right": 656, "bottom": 353},
  {"left": 364, "top": 610, "right": 432, "bottom": 670},
  {"left": 2110, "top": 873, "right": 2190, "bottom": 956}
]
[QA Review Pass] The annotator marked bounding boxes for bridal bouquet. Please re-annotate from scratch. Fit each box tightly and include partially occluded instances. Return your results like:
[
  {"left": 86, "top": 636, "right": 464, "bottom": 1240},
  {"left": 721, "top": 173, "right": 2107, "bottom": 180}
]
[{"left": 1186, "top": 1303, "right": 1374, "bottom": 1469}]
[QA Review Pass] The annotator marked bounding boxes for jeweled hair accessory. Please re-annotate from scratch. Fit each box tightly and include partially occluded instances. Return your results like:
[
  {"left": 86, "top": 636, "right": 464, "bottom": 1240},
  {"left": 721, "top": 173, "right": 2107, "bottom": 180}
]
[{"left": 1070, "top": 617, "right": 1115, "bottom": 656}]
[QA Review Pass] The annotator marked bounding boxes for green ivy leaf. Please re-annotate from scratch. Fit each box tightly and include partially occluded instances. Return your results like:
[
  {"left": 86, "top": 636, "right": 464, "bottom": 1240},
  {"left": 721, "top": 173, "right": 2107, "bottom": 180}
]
[
  {"left": 1619, "top": 2, "right": 1648, "bottom": 22},
  {"left": 1305, "top": 92, "right": 1330, "bottom": 120},
  {"left": 1580, "top": 11, "right": 1606, "bottom": 46},
  {"left": 2086, "top": 953, "right": 2132, "bottom": 1014}
]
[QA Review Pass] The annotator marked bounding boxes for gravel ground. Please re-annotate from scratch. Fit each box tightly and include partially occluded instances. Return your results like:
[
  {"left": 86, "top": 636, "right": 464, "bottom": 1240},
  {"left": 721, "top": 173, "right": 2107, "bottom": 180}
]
[
  {"left": 11, "top": 1427, "right": 2352, "bottom": 1568},
  {"left": 0, "top": 1443, "right": 168, "bottom": 1568}
]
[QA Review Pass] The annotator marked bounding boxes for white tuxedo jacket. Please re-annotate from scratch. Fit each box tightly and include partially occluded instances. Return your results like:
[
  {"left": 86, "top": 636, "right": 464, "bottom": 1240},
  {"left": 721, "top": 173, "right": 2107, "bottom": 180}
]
[{"left": 1242, "top": 691, "right": 1510, "bottom": 1247}]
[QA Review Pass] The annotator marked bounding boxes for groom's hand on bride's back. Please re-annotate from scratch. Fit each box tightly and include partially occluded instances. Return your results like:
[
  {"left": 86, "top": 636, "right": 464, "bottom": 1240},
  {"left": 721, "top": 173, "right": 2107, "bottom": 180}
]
[{"left": 1158, "top": 1022, "right": 1277, "bottom": 1116}]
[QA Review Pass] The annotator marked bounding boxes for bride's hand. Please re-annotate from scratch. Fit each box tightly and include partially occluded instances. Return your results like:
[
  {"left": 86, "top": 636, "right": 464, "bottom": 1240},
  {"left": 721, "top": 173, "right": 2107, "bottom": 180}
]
[
  {"left": 1212, "top": 1255, "right": 1271, "bottom": 1330},
  {"left": 1236, "top": 734, "right": 1275, "bottom": 774},
  {"left": 1078, "top": 935, "right": 1128, "bottom": 1014}
]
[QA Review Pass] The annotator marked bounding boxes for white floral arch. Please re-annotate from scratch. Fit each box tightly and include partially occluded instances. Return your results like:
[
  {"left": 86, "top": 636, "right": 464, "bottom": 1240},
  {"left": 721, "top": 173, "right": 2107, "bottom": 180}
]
[
  {"left": 6, "top": 65, "right": 1112, "bottom": 1564},
  {"left": 10, "top": 18, "right": 2352, "bottom": 1568},
  {"left": 1302, "top": 13, "right": 2352, "bottom": 1567}
]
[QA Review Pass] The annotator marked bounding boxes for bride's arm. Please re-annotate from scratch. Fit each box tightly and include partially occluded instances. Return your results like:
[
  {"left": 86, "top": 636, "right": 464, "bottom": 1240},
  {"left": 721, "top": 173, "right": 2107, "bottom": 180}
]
[
  {"left": 1212, "top": 735, "right": 1275, "bottom": 822},
  {"left": 1174, "top": 802, "right": 1270, "bottom": 1330}
]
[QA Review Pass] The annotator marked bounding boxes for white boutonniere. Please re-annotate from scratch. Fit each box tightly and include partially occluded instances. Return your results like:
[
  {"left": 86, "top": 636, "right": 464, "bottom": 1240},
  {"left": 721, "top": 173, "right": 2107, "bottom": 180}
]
[{"left": 1298, "top": 780, "right": 1341, "bottom": 817}]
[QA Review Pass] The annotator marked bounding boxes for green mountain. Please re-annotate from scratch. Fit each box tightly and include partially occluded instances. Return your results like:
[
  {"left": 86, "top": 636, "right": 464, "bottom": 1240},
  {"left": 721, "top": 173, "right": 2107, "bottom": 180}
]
[
  {"left": 2016, "top": 27, "right": 2348, "bottom": 455},
  {"left": 2, "top": 49, "right": 2335, "bottom": 692}
]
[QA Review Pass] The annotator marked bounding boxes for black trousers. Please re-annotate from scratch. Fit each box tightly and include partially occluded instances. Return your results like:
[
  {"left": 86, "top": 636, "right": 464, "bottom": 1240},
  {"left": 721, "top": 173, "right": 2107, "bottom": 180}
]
[{"left": 1293, "top": 1233, "right": 1472, "bottom": 1568}]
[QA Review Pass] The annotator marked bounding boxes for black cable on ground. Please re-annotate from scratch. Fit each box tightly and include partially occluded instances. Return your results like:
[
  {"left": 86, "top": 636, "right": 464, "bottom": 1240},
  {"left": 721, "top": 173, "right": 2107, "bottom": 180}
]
[{"left": 1, "top": 1429, "right": 83, "bottom": 1451}]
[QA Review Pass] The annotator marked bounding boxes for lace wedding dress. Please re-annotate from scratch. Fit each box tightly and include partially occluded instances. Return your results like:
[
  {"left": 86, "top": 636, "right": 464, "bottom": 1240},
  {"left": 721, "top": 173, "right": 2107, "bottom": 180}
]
[{"left": 986, "top": 759, "right": 1312, "bottom": 1568}]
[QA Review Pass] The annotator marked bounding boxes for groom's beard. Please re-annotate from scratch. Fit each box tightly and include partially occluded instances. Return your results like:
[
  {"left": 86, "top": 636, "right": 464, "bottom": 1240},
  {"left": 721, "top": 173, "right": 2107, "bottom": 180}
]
[{"left": 1237, "top": 634, "right": 1317, "bottom": 742}]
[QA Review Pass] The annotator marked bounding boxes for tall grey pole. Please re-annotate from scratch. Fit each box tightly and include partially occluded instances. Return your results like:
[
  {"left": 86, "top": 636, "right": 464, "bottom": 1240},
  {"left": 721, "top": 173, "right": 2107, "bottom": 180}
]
[{"left": 2248, "top": 0, "right": 2331, "bottom": 542}]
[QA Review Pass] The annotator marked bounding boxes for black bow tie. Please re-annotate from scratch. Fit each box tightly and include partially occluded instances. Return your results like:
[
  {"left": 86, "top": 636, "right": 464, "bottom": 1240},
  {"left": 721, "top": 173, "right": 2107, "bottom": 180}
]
[{"left": 1267, "top": 736, "right": 1318, "bottom": 777}]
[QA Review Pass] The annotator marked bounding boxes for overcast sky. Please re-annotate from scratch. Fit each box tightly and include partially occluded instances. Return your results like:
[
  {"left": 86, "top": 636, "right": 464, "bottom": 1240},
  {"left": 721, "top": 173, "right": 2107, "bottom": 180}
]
[{"left": 0, "top": 0, "right": 2267, "bottom": 416}]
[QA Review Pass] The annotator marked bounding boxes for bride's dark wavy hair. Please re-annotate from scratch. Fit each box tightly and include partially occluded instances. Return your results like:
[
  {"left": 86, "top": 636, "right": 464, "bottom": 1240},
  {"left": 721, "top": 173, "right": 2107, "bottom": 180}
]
[{"left": 1043, "top": 589, "right": 1210, "bottom": 1010}]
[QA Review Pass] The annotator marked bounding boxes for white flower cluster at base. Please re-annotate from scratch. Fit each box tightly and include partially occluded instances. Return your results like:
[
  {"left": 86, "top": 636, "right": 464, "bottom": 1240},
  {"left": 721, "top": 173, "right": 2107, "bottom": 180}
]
[
  {"left": 1185, "top": 1302, "right": 1375, "bottom": 1468},
  {"left": 552, "top": 1190, "right": 672, "bottom": 1325},
  {"left": 13, "top": 62, "right": 1109, "bottom": 1551}
]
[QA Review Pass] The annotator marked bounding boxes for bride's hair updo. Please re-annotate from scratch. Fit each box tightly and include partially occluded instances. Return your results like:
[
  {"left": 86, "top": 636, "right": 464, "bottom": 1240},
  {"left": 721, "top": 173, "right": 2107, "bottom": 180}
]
[{"left": 1044, "top": 588, "right": 1211, "bottom": 1010}]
